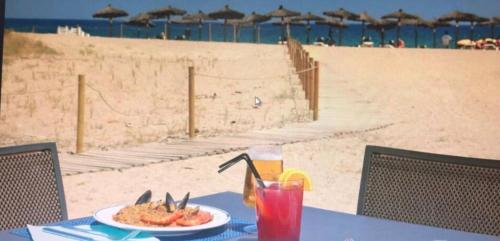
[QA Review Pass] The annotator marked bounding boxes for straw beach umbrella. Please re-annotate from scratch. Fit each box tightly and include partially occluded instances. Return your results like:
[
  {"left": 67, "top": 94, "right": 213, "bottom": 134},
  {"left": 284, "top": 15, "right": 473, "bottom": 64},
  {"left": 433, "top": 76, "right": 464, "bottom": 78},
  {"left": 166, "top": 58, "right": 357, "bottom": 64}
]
[
  {"left": 418, "top": 20, "right": 451, "bottom": 48},
  {"left": 183, "top": 10, "right": 212, "bottom": 40},
  {"left": 148, "top": 5, "right": 186, "bottom": 40},
  {"left": 438, "top": 11, "right": 485, "bottom": 47},
  {"left": 227, "top": 19, "right": 251, "bottom": 42},
  {"left": 381, "top": 9, "right": 419, "bottom": 46},
  {"left": 323, "top": 8, "right": 359, "bottom": 46},
  {"left": 480, "top": 17, "right": 500, "bottom": 38},
  {"left": 172, "top": 19, "right": 200, "bottom": 40},
  {"left": 316, "top": 19, "right": 346, "bottom": 43},
  {"left": 354, "top": 11, "right": 377, "bottom": 42},
  {"left": 93, "top": 4, "right": 128, "bottom": 37},
  {"left": 367, "top": 20, "right": 398, "bottom": 46},
  {"left": 126, "top": 13, "right": 155, "bottom": 38},
  {"left": 208, "top": 5, "right": 245, "bottom": 42},
  {"left": 243, "top": 12, "right": 271, "bottom": 43},
  {"left": 296, "top": 12, "right": 325, "bottom": 44},
  {"left": 267, "top": 5, "right": 301, "bottom": 40},
  {"left": 401, "top": 17, "right": 427, "bottom": 47}
]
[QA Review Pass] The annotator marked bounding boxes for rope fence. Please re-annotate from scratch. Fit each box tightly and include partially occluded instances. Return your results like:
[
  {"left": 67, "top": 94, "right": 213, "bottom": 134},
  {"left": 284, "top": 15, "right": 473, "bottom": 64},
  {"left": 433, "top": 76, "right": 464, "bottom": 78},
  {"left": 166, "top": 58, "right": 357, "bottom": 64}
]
[
  {"left": 287, "top": 38, "right": 320, "bottom": 120},
  {"left": 2, "top": 43, "right": 319, "bottom": 152}
]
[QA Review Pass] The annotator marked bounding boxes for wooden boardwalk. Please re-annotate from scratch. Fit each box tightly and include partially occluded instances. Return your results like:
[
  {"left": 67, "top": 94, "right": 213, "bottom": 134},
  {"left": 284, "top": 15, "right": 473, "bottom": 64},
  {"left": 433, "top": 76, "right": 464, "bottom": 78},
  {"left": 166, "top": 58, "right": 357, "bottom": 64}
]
[
  {"left": 59, "top": 122, "right": 393, "bottom": 176},
  {"left": 60, "top": 45, "right": 393, "bottom": 176}
]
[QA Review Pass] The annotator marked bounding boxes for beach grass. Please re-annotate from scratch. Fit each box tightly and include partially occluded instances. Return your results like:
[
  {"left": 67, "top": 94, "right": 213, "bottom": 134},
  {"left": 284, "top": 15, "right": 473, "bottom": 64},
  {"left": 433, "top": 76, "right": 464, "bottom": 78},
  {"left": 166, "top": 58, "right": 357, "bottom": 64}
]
[{"left": 3, "top": 30, "right": 59, "bottom": 60}]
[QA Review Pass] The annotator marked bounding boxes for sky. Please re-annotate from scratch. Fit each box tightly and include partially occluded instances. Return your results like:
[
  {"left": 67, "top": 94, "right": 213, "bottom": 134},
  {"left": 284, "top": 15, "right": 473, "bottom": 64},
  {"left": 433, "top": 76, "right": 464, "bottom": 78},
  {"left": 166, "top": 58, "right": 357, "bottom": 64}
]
[{"left": 5, "top": 0, "right": 500, "bottom": 20}]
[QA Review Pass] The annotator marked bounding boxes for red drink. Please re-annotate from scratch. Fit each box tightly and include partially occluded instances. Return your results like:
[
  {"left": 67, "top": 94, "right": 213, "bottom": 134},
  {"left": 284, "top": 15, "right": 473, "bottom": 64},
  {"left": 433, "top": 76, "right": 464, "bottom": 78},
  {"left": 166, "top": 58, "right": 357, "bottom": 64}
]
[{"left": 255, "top": 180, "right": 304, "bottom": 241}]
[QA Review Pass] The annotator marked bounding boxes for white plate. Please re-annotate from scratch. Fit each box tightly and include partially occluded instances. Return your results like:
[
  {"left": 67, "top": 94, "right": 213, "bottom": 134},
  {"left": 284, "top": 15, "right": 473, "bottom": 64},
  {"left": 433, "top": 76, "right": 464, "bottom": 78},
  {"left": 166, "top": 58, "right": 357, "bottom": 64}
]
[{"left": 93, "top": 204, "right": 231, "bottom": 237}]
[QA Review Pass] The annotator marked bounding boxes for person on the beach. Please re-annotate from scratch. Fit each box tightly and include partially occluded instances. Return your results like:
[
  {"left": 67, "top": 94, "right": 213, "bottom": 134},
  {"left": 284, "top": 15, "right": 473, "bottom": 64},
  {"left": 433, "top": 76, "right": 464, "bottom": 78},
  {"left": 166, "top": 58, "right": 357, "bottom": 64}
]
[
  {"left": 397, "top": 38, "right": 405, "bottom": 48},
  {"left": 441, "top": 31, "right": 452, "bottom": 48}
]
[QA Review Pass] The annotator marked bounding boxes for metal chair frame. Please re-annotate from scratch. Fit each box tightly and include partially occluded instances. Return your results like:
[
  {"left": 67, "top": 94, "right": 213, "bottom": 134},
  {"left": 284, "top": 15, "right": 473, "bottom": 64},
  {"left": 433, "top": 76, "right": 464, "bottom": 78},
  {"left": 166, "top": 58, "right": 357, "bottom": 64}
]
[
  {"left": 0, "top": 142, "right": 67, "bottom": 230},
  {"left": 357, "top": 145, "right": 500, "bottom": 235}
]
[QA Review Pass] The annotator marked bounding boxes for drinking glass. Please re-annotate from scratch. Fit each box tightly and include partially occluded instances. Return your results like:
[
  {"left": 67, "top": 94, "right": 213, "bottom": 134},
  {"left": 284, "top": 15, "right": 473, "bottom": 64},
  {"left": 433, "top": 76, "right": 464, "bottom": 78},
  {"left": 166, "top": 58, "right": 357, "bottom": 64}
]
[
  {"left": 242, "top": 145, "right": 283, "bottom": 207},
  {"left": 255, "top": 179, "right": 304, "bottom": 241}
]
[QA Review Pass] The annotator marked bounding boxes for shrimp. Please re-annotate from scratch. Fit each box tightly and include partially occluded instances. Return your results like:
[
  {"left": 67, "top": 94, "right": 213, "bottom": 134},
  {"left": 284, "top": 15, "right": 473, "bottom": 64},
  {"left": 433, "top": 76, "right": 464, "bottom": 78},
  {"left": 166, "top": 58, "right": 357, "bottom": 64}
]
[
  {"left": 176, "top": 210, "right": 213, "bottom": 226},
  {"left": 140, "top": 211, "right": 183, "bottom": 226}
]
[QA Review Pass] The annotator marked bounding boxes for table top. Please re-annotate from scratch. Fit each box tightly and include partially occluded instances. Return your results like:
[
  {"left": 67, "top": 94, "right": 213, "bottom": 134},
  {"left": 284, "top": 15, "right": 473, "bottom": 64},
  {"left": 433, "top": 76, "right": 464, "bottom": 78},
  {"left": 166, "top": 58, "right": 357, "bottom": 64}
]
[{"left": 1, "top": 191, "right": 499, "bottom": 241}]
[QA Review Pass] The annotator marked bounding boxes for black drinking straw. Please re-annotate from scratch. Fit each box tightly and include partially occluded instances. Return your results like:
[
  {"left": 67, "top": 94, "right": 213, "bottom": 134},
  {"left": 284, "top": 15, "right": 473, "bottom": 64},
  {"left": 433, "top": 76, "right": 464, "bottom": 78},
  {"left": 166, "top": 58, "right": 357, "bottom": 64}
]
[{"left": 218, "top": 153, "right": 266, "bottom": 188}]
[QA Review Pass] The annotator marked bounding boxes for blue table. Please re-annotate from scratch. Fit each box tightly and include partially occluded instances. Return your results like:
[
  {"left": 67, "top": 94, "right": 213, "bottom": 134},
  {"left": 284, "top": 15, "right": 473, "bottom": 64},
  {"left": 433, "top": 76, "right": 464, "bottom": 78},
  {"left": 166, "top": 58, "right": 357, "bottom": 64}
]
[{"left": 1, "top": 191, "right": 499, "bottom": 241}]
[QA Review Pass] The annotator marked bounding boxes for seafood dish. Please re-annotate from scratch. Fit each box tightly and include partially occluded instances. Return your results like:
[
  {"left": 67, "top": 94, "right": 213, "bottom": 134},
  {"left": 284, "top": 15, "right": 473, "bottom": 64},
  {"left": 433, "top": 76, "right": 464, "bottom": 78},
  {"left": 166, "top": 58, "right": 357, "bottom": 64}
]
[{"left": 113, "top": 190, "right": 213, "bottom": 227}]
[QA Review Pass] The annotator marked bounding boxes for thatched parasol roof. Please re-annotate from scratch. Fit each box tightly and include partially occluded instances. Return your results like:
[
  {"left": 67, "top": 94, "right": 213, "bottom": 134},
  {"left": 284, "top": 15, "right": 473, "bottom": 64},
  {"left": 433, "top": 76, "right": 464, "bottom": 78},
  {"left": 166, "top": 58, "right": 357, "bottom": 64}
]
[
  {"left": 271, "top": 17, "right": 305, "bottom": 26},
  {"left": 228, "top": 19, "right": 253, "bottom": 27},
  {"left": 183, "top": 10, "right": 212, "bottom": 22},
  {"left": 382, "top": 9, "right": 419, "bottom": 20},
  {"left": 367, "top": 20, "right": 398, "bottom": 30},
  {"left": 148, "top": 5, "right": 186, "bottom": 19},
  {"left": 126, "top": 13, "right": 155, "bottom": 28},
  {"left": 323, "top": 8, "right": 359, "bottom": 21},
  {"left": 316, "top": 19, "right": 347, "bottom": 28},
  {"left": 296, "top": 12, "right": 325, "bottom": 22},
  {"left": 356, "top": 11, "right": 376, "bottom": 24},
  {"left": 243, "top": 11, "right": 271, "bottom": 24},
  {"left": 208, "top": 5, "right": 244, "bottom": 20},
  {"left": 267, "top": 5, "right": 300, "bottom": 18},
  {"left": 93, "top": 4, "right": 128, "bottom": 19},
  {"left": 437, "top": 11, "right": 482, "bottom": 22},
  {"left": 171, "top": 19, "right": 199, "bottom": 25}
]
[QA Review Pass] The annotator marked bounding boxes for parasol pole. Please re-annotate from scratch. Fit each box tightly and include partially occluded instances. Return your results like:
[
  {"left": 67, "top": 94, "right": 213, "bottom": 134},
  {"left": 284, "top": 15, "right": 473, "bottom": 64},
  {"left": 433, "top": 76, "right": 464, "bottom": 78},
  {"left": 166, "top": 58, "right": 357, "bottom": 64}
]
[
  {"left": 198, "top": 22, "right": 202, "bottom": 41},
  {"left": 109, "top": 17, "right": 113, "bottom": 37},
  {"left": 381, "top": 28, "right": 385, "bottom": 46},
  {"left": 208, "top": 23, "right": 212, "bottom": 41},
  {"left": 306, "top": 19, "right": 311, "bottom": 44},
  {"left": 469, "top": 21, "right": 474, "bottom": 40},
  {"left": 361, "top": 20, "right": 366, "bottom": 42},
  {"left": 253, "top": 23, "right": 257, "bottom": 43},
  {"left": 233, "top": 23, "right": 237, "bottom": 42},
  {"left": 223, "top": 18, "right": 227, "bottom": 41},
  {"left": 432, "top": 28, "right": 436, "bottom": 48},
  {"left": 414, "top": 25, "right": 418, "bottom": 47},
  {"left": 257, "top": 24, "right": 261, "bottom": 43},
  {"left": 454, "top": 20, "right": 459, "bottom": 48},
  {"left": 339, "top": 17, "right": 344, "bottom": 46},
  {"left": 396, "top": 18, "right": 401, "bottom": 45},
  {"left": 281, "top": 16, "right": 285, "bottom": 40}
]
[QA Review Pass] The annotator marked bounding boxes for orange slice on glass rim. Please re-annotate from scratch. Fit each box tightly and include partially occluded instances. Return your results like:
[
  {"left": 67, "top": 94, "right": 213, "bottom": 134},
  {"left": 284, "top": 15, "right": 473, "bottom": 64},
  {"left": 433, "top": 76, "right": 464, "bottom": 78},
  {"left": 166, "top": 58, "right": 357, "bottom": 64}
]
[{"left": 279, "top": 168, "right": 313, "bottom": 191}]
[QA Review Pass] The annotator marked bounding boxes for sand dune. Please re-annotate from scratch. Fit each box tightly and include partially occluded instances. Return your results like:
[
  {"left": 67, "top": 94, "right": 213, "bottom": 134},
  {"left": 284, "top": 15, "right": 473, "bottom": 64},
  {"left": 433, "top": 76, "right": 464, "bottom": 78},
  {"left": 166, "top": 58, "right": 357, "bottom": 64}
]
[{"left": 0, "top": 33, "right": 310, "bottom": 152}]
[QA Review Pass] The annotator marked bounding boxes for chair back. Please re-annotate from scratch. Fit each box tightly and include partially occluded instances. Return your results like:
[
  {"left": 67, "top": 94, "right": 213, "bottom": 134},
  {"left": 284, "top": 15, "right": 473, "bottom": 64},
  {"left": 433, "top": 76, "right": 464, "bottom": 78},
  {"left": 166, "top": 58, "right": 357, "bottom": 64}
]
[
  {"left": 357, "top": 145, "right": 500, "bottom": 236},
  {"left": 0, "top": 143, "right": 67, "bottom": 230}
]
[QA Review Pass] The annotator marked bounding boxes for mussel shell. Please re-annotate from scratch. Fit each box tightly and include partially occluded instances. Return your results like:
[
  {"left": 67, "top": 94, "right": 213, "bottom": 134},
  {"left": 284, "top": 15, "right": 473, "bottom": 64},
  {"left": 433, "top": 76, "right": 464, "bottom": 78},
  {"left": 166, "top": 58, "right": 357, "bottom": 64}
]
[
  {"left": 135, "top": 190, "right": 152, "bottom": 205},
  {"left": 165, "top": 192, "right": 177, "bottom": 212},
  {"left": 177, "top": 192, "right": 190, "bottom": 210}
]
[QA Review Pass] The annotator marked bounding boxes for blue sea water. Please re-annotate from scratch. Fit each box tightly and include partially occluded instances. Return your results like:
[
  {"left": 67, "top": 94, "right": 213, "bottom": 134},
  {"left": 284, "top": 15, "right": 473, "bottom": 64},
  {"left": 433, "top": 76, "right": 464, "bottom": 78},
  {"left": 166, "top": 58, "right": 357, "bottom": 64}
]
[{"left": 5, "top": 18, "right": 499, "bottom": 48}]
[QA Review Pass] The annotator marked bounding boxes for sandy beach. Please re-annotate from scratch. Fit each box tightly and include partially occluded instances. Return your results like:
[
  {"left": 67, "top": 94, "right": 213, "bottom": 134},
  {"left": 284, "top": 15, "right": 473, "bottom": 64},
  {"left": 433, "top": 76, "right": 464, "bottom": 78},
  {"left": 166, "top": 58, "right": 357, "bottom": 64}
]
[
  {"left": 2, "top": 33, "right": 500, "bottom": 219},
  {"left": 0, "top": 32, "right": 310, "bottom": 152}
]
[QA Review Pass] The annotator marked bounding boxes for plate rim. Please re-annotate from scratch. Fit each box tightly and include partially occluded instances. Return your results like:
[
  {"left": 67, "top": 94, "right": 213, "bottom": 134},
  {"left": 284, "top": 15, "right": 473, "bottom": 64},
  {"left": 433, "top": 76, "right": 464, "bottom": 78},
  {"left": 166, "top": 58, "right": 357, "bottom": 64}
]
[{"left": 93, "top": 203, "right": 231, "bottom": 233}]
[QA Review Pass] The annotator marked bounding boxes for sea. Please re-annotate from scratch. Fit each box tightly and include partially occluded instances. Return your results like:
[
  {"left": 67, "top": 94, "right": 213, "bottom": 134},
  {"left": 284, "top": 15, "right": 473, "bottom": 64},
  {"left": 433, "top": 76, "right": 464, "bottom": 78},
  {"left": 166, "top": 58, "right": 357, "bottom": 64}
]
[{"left": 5, "top": 18, "right": 499, "bottom": 48}]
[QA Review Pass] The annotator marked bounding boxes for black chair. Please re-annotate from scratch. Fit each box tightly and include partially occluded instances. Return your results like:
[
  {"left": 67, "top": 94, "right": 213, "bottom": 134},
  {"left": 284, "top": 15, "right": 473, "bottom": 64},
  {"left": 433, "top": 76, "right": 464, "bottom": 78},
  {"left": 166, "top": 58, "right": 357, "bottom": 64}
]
[
  {"left": 357, "top": 145, "right": 500, "bottom": 236},
  {"left": 0, "top": 143, "right": 67, "bottom": 230}
]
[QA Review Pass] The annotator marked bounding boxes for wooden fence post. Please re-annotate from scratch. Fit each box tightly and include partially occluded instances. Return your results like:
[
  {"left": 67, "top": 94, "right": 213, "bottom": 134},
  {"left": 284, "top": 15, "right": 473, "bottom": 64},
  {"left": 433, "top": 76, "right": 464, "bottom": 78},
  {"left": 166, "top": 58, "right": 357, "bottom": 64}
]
[
  {"left": 309, "top": 57, "right": 315, "bottom": 110},
  {"left": 304, "top": 53, "right": 310, "bottom": 99},
  {"left": 304, "top": 52, "right": 309, "bottom": 92},
  {"left": 188, "top": 66, "right": 196, "bottom": 138},
  {"left": 76, "top": 74, "right": 85, "bottom": 153},
  {"left": 313, "top": 61, "right": 320, "bottom": 120}
]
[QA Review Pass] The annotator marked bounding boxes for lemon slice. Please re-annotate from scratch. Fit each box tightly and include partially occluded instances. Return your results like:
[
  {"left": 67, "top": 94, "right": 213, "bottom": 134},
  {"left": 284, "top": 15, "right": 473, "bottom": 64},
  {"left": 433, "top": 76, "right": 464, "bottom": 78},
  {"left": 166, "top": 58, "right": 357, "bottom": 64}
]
[
  {"left": 279, "top": 168, "right": 313, "bottom": 191},
  {"left": 279, "top": 168, "right": 298, "bottom": 182}
]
